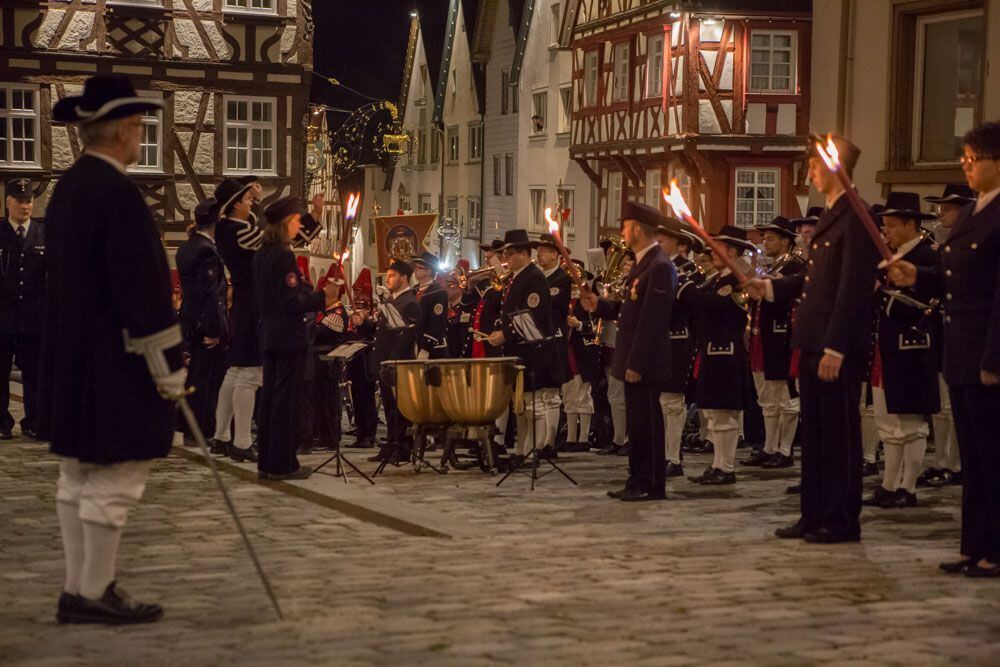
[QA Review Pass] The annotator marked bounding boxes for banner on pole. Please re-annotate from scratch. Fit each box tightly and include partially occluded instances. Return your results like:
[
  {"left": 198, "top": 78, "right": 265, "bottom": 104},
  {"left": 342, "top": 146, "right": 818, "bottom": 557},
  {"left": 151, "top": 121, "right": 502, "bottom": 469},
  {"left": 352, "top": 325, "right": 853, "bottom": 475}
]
[{"left": 374, "top": 213, "right": 437, "bottom": 272}]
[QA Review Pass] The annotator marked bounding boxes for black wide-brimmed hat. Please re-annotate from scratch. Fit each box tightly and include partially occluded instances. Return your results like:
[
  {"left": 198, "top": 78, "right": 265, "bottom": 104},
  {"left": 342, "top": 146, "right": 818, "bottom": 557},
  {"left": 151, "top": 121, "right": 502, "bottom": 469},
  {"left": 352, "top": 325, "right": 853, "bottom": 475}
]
[
  {"left": 388, "top": 258, "right": 414, "bottom": 277},
  {"left": 53, "top": 75, "right": 164, "bottom": 124},
  {"left": 676, "top": 225, "right": 705, "bottom": 253},
  {"left": 408, "top": 251, "right": 439, "bottom": 270},
  {"left": 5, "top": 177, "right": 36, "bottom": 201},
  {"left": 655, "top": 216, "right": 687, "bottom": 239},
  {"left": 537, "top": 233, "right": 564, "bottom": 252},
  {"left": 194, "top": 197, "right": 220, "bottom": 227},
  {"left": 215, "top": 178, "right": 254, "bottom": 215},
  {"left": 808, "top": 133, "right": 861, "bottom": 173},
  {"left": 925, "top": 183, "right": 977, "bottom": 205},
  {"left": 498, "top": 229, "right": 538, "bottom": 251},
  {"left": 479, "top": 238, "right": 504, "bottom": 252},
  {"left": 755, "top": 216, "right": 798, "bottom": 240},
  {"left": 263, "top": 195, "right": 301, "bottom": 226},
  {"left": 790, "top": 206, "right": 824, "bottom": 226},
  {"left": 877, "top": 192, "right": 936, "bottom": 221},
  {"left": 712, "top": 225, "right": 756, "bottom": 253},
  {"left": 620, "top": 201, "right": 663, "bottom": 229}
]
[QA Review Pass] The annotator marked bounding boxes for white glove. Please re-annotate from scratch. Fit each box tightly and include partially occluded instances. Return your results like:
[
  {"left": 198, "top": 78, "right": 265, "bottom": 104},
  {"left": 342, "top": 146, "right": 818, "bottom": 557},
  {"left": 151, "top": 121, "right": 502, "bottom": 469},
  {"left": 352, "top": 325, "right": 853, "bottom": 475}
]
[
  {"left": 154, "top": 369, "right": 187, "bottom": 400},
  {"left": 416, "top": 349, "right": 430, "bottom": 361}
]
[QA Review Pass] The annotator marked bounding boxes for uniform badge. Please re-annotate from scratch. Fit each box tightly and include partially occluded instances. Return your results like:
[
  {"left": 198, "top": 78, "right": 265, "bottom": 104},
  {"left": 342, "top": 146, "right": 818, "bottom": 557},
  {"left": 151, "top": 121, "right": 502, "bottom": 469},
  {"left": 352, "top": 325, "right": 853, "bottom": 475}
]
[
  {"left": 286, "top": 272, "right": 298, "bottom": 287},
  {"left": 549, "top": 287, "right": 560, "bottom": 296},
  {"left": 629, "top": 279, "right": 639, "bottom": 301},
  {"left": 527, "top": 292, "right": 540, "bottom": 308},
  {"left": 717, "top": 284, "right": 733, "bottom": 297},
  {"left": 433, "top": 303, "right": 444, "bottom": 315},
  {"left": 460, "top": 313, "right": 471, "bottom": 323}
]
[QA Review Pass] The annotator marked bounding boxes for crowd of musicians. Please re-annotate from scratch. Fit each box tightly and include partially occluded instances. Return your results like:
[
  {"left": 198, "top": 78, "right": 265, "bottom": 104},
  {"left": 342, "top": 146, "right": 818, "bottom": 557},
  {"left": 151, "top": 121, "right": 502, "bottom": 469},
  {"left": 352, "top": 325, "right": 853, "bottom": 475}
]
[{"left": 4, "top": 75, "right": 1000, "bottom": 625}]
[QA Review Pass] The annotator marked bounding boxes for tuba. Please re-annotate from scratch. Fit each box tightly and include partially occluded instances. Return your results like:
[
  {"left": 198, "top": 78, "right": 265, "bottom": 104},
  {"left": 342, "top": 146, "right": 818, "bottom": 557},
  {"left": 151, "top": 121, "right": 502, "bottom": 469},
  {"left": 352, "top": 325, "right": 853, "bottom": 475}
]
[
  {"left": 452, "top": 263, "right": 507, "bottom": 292},
  {"left": 598, "top": 236, "right": 629, "bottom": 299}
]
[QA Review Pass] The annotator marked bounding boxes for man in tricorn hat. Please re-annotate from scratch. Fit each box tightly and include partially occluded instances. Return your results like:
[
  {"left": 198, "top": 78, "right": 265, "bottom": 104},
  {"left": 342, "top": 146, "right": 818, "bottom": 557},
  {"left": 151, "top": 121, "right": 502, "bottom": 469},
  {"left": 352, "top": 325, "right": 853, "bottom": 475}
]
[
  {"left": 581, "top": 202, "right": 677, "bottom": 501},
  {"left": 42, "top": 75, "right": 181, "bottom": 624},
  {"left": 1, "top": 177, "right": 45, "bottom": 440}
]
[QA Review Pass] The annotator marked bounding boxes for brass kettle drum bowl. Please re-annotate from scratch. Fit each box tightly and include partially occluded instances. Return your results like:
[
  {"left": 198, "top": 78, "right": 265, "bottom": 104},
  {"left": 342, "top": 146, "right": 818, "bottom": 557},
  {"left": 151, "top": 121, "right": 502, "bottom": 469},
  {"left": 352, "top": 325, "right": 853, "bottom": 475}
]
[
  {"left": 379, "top": 360, "right": 450, "bottom": 425},
  {"left": 433, "top": 357, "right": 522, "bottom": 425}
]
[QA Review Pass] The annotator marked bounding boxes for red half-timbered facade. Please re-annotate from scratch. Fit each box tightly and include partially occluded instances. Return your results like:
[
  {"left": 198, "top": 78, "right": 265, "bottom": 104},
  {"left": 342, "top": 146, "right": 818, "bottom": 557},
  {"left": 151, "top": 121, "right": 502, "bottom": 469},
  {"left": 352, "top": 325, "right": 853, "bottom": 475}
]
[{"left": 564, "top": 0, "right": 812, "bottom": 236}]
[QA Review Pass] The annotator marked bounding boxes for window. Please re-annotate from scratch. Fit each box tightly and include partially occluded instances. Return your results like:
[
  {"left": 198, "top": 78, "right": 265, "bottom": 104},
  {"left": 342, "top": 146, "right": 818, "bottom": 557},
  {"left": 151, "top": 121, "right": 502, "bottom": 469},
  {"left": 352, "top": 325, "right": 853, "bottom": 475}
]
[
  {"left": 430, "top": 130, "right": 440, "bottom": 164},
  {"left": 613, "top": 42, "right": 630, "bottom": 103},
  {"left": 0, "top": 84, "right": 40, "bottom": 168},
  {"left": 418, "top": 129, "right": 427, "bottom": 164},
  {"left": 556, "top": 187, "right": 574, "bottom": 228},
  {"left": 109, "top": 0, "right": 163, "bottom": 6},
  {"left": 646, "top": 33, "right": 665, "bottom": 98},
  {"left": 749, "top": 31, "right": 796, "bottom": 94},
  {"left": 420, "top": 64, "right": 429, "bottom": 101},
  {"left": 608, "top": 172, "right": 623, "bottom": 225},
  {"left": 557, "top": 85, "right": 572, "bottom": 134},
  {"left": 468, "top": 123, "right": 483, "bottom": 161},
  {"left": 493, "top": 155, "right": 502, "bottom": 195},
  {"left": 418, "top": 194, "right": 432, "bottom": 213},
  {"left": 530, "top": 188, "right": 547, "bottom": 229},
  {"left": 224, "top": 0, "right": 274, "bottom": 13},
  {"left": 531, "top": 91, "right": 547, "bottom": 135},
  {"left": 584, "top": 50, "right": 600, "bottom": 107},
  {"left": 131, "top": 92, "right": 162, "bottom": 173},
  {"left": 645, "top": 169, "right": 662, "bottom": 207},
  {"left": 446, "top": 197, "right": 459, "bottom": 228},
  {"left": 912, "top": 9, "right": 984, "bottom": 163},
  {"left": 224, "top": 96, "right": 275, "bottom": 174},
  {"left": 735, "top": 167, "right": 780, "bottom": 228},
  {"left": 504, "top": 154, "right": 514, "bottom": 196},
  {"left": 550, "top": 4, "right": 561, "bottom": 46},
  {"left": 501, "top": 70, "right": 510, "bottom": 114},
  {"left": 446, "top": 126, "right": 459, "bottom": 164},
  {"left": 467, "top": 198, "right": 481, "bottom": 239}
]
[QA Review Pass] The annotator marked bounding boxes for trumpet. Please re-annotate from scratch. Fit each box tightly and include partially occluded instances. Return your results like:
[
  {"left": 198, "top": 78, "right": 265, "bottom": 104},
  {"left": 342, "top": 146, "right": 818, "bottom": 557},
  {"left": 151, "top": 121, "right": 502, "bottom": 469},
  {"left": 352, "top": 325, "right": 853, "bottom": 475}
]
[{"left": 451, "top": 263, "right": 508, "bottom": 292}]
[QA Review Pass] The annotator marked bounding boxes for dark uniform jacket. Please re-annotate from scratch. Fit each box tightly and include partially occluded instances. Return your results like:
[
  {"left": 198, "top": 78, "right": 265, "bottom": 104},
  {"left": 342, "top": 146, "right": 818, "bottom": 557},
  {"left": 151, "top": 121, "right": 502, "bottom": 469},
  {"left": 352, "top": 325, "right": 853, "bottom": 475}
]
[
  {"left": 413, "top": 281, "right": 450, "bottom": 358},
  {"left": 877, "top": 236, "right": 940, "bottom": 414},
  {"left": 755, "top": 253, "right": 806, "bottom": 380},
  {"left": 252, "top": 243, "right": 325, "bottom": 352},
  {"left": 500, "top": 263, "right": 559, "bottom": 391},
  {"left": 568, "top": 298, "right": 601, "bottom": 383},
  {"left": 666, "top": 255, "right": 703, "bottom": 393},
  {"left": 546, "top": 266, "right": 573, "bottom": 385},
  {"left": 0, "top": 218, "right": 45, "bottom": 336},
  {"left": 684, "top": 271, "right": 749, "bottom": 410},
  {"left": 471, "top": 281, "right": 503, "bottom": 357},
  {"left": 773, "top": 193, "right": 881, "bottom": 357},
  {"left": 39, "top": 154, "right": 182, "bottom": 464},
  {"left": 372, "top": 288, "right": 421, "bottom": 368},
  {"left": 594, "top": 244, "right": 676, "bottom": 385},
  {"left": 916, "top": 196, "right": 1000, "bottom": 386},
  {"left": 215, "top": 216, "right": 263, "bottom": 366},
  {"left": 446, "top": 297, "right": 473, "bottom": 358},
  {"left": 176, "top": 231, "right": 227, "bottom": 343}
]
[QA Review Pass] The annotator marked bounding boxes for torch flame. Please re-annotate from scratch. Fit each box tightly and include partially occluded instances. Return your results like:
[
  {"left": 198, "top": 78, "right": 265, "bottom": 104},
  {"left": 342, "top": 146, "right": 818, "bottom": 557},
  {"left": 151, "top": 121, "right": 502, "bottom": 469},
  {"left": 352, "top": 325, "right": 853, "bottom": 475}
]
[
  {"left": 342, "top": 249, "right": 350, "bottom": 261},
  {"left": 815, "top": 135, "right": 841, "bottom": 172},
  {"left": 345, "top": 192, "right": 361, "bottom": 220},
  {"left": 662, "top": 179, "right": 692, "bottom": 219},
  {"left": 545, "top": 207, "right": 560, "bottom": 234}
]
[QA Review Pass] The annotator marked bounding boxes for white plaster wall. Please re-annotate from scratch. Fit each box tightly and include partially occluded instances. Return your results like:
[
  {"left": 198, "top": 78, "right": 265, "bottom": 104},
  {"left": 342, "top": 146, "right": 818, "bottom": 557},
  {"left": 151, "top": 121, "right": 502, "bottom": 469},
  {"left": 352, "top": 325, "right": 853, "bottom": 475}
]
[{"left": 483, "top": 0, "right": 518, "bottom": 235}]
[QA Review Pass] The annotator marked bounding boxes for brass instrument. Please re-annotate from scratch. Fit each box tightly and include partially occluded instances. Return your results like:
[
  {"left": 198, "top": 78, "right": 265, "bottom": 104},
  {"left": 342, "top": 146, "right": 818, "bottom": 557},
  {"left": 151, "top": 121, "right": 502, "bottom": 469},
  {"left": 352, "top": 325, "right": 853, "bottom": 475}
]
[
  {"left": 767, "top": 250, "right": 806, "bottom": 277},
  {"left": 452, "top": 263, "right": 507, "bottom": 292},
  {"left": 597, "top": 236, "right": 629, "bottom": 299}
]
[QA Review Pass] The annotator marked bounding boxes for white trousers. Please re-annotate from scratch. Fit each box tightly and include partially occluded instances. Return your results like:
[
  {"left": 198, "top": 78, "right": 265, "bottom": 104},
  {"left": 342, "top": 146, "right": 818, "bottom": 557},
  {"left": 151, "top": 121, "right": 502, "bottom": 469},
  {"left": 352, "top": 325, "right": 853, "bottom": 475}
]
[
  {"left": 659, "top": 392, "right": 686, "bottom": 464},
  {"left": 213, "top": 365, "right": 263, "bottom": 449},
  {"left": 702, "top": 409, "right": 740, "bottom": 473},
  {"left": 606, "top": 369, "right": 626, "bottom": 446},
  {"left": 57, "top": 458, "right": 153, "bottom": 528},
  {"left": 753, "top": 372, "right": 799, "bottom": 456},
  {"left": 539, "top": 387, "right": 562, "bottom": 448},
  {"left": 933, "top": 373, "right": 961, "bottom": 471},
  {"left": 860, "top": 382, "right": 879, "bottom": 463},
  {"left": 516, "top": 390, "right": 548, "bottom": 456},
  {"left": 873, "top": 386, "right": 929, "bottom": 493},
  {"left": 562, "top": 376, "right": 594, "bottom": 415}
]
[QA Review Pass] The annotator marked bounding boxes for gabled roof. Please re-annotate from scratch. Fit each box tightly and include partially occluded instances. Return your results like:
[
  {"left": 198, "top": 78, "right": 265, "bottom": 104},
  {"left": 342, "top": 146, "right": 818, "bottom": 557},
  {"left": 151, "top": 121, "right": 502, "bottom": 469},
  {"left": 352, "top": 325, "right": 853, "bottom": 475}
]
[{"left": 470, "top": 0, "right": 521, "bottom": 64}]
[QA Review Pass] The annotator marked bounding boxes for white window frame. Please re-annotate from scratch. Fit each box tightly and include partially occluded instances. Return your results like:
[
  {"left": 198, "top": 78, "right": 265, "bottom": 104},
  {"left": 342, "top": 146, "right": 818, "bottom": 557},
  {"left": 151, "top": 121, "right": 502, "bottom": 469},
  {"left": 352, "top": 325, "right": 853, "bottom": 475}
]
[
  {"left": 501, "top": 69, "right": 511, "bottom": 114},
  {"left": 644, "top": 169, "right": 662, "bottom": 207},
  {"left": 557, "top": 84, "right": 572, "bottom": 134},
  {"left": 108, "top": 0, "right": 164, "bottom": 6},
  {"left": 493, "top": 155, "right": 502, "bottom": 195},
  {"left": 505, "top": 154, "right": 515, "bottom": 196},
  {"left": 608, "top": 172, "right": 623, "bottom": 225},
  {"left": 550, "top": 3, "right": 562, "bottom": 47},
  {"left": 748, "top": 30, "right": 797, "bottom": 94},
  {"left": 734, "top": 166, "right": 781, "bottom": 229},
  {"left": 430, "top": 129, "right": 440, "bottom": 164},
  {"left": 911, "top": 8, "right": 984, "bottom": 165},
  {"left": 0, "top": 83, "right": 41, "bottom": 169},
  {"left": 584, "top": 50, "right": 599, "bottom": 108},
  {"left": 613, "top": 42, "right": 630, "bottom": 103},
  {"left": 468, "top": 123, "right": 483, "bottom": 162},
  {"left": 446, "top": 197, "right": 459, "bottom": 228},
  {"left": 529, "top": 188, "right": 547, "bottom": 230},
  {"left": 646, "top": 33, "right": 665, "bottom": 99},
  {"left": 223, "top": 0, "right": 276, "bottom": 15},
  {"left": 223, "top": 95, "right": 277, "bottom": 176},
  {"left": 531, "top": 90, "right": 548, "bottom": 136},
  {"left": 467, "top": 197, "right": 482, "bottom": 239},
  {"left": 129, "top": 91, "right": 163, "bottom": 174},
  {"left": 418, "top": 194, "right": 432, "bottom": 213},
  {"left": 446, "top": 125, "right": 459, "bottom": 164}
]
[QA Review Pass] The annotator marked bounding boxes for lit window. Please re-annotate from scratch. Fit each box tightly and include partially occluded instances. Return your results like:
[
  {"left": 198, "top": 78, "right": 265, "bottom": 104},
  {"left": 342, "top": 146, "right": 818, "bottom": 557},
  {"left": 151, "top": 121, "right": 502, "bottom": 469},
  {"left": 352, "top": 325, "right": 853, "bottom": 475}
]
[
  {"left": 224, "top": 96, "right": 275, "bottom": 174},
  {"left": 0, "top": 84, "right": 40, "bottom": 168},
  {"left": 468, "top": 123, "right": 483, "bottom": 161},
  {"left": 467, "top": 198, "right": 481, "bottom": 239},
  {"left": 735, "top": 167, "right": 780, "bottom": 228},
  {"left": 613, "top": 42, "right": 630, "bottom": 103},
  {"left": 531, "top": 91, "right": 547, "bottom": 134},
  {"left": 530, "top": 188, "right": 546, "bottom": 229},
  {"left": 446, "top": 126, "right": 459, "bottom": 164},
  {"left": 131, "top": 91, "right": 163, "bottom": 173},
  {"left": 646, "top": 34, "right": 665, "bottom": 98},
  {"left": 749, "top": 31, "right": 796, "bottom": 93}
]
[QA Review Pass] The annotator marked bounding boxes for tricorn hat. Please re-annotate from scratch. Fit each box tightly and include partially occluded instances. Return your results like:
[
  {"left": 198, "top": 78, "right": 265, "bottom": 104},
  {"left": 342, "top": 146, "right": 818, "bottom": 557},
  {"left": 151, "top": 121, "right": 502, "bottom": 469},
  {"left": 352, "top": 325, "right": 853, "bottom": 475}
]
[
  {"left": 877, "top": 192, "right": 936, "bottom": 221},
  {"left": 676, "top": 225, "right": 705, "bottom": 253},
  {"left": 263, "top": 195, "right": 301, "bottom": 226},
  {"left": 712, "top": 225, "right": 756, "bottom": 253},
  {"left": 498, "top": 229, "right": 538, "bottom": 251},
  {"left": 53, "top": 75, "right": 164, "bottom": 124},
  {"left": 755, "top": 216, "right": 798, "bottom": 240},
  {"left": 194, "top": 197, "right": 220, "bottom": 227},
  {"left": 925, "top": 183, "right": 977, "bottom": 206},
  {"left": 620, "top": 201, "right": 663, "bottom": 229}
]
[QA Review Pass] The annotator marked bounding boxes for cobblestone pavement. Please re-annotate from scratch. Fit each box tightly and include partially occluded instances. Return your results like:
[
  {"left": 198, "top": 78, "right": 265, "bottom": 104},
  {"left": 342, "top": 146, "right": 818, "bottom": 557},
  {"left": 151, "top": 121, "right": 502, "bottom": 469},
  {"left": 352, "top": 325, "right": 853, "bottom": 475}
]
[{"left": 2, "top": 404, "right": 999, "bottom": 664}]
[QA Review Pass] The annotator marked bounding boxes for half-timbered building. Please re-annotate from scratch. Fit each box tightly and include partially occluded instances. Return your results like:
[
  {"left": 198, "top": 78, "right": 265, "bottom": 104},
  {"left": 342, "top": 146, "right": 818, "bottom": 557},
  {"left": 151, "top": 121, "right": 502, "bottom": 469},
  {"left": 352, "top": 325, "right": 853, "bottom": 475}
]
[
  {"left": 0, "top": 0, "right": 313, "bottom": 250},
  {"left": 564, "top": 0, "right": 812, "bottom": 237}
]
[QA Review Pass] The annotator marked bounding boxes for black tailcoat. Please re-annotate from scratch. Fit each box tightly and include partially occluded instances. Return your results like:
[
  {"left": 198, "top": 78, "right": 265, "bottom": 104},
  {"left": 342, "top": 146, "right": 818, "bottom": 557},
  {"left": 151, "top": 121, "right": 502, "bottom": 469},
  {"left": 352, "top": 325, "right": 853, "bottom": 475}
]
[
  {"left": 372, "top": 289, "right": 421, "bottom": 366},
  {"left": 471, "top": 281, "right": 503, "bottom": 357},
  {"left": 665, "top": 255, "right": 701, "bottom": 393},
  {"left": 546, "top": 266, "right": 573, "bottom": 384},
  {"left": 685, "top": 271, "right": 749, "bottom": 410},
  {"left": 40, "top": 155, "right": 182, "bottom": 464},
  {"left": 500, "top": 263, "right": 559, "bottom": 391},
  {"left": 756, "top": 254, "right": 806, "bottom": 380},
  {"left": 877, "top": 237, "right": 940, "bottom": 414},
  {"left": 568, "top": 298, "right": 601, "bottom": 383},
  {"left": 253, "top": 243, "right": 325, "bottom": 352},
  {"left": 215, "top": 216, "right": 263, "bottom": 366},
  {"left": 0, "top": 218, "right": 45, "bottom": 336},
  {"left": 413, "top": 281, "right": 450, "bottom": 358},
  {"left": 176, "top": 232, "right": 228, "bottom": 342}
]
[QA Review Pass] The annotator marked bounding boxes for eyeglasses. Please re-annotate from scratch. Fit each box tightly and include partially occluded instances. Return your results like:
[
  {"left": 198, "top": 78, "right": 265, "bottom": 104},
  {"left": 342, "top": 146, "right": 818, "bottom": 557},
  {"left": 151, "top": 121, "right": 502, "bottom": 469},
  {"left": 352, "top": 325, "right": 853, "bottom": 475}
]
[{"left": 960, "top": 154, "right": 1000, "bottom": 167}]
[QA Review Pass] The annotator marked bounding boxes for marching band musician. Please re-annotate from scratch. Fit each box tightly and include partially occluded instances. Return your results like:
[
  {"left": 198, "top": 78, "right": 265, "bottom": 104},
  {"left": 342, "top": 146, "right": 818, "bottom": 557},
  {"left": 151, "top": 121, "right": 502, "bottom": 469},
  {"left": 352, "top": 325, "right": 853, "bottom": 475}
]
[
  {"left": 486, "top": 230, "right": 559, "bottom": 469},
  {"left": 252, "top": 197, "right": 340, "bottom": 481},
  {"left": 563, "top": 259, "right": 600, "bottom": 452},
  {"left": 536, "top": 233, "right": 573, "bottom": 458},
  {"left": 0, "top": 177, "right": 45, "bottom": 441},
  {"left": 742, "top": 217, "right": 805, "bottom": 470},
  {"left": 345, "top": 300, "right": 380, "bottom": 449},
  {"left": 655, "top": 218, "right": 703, "bottom": 478},
  {"left": 175, "top": 197, "right": 229, "bottom": 451},
  {"left": 888, "top": 121, "right": 1000, "bottom": 577},
  {"left": 582, "top": 203, "right": 676, "bottom": 502},
  {"left": 409, "top": 252, "right": 450, "bottom": 360},
  {"left": 593, "top": 245, "right": 634, "bottom": 456},
  {"left": 682, "top": 226, "right": 755, "bottom": 486},
  {"left": 470, "top": 240, "right": 505, "bottom": 359},
  {"left": 445, "top": 260, "right": 473, "bottom": 357},
  {"left": 864, "top": 193, "right": 940, "bottom": 509},
  {"left": 370, "top": 259, "right": 421, "bottom": 464},
  {"left": 308, "top": 276, "right": 351, "bottom": 452},
  {"left": 745, "top": 135, "right": 881, "bottom": 544}
]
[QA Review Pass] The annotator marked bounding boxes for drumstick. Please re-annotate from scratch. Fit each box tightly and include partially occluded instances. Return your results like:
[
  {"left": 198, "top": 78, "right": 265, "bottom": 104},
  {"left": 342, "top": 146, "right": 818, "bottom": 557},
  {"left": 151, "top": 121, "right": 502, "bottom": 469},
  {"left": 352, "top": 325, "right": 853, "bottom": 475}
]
[{"left": 472, "top": 330, "right": 490, "bottom": 341}]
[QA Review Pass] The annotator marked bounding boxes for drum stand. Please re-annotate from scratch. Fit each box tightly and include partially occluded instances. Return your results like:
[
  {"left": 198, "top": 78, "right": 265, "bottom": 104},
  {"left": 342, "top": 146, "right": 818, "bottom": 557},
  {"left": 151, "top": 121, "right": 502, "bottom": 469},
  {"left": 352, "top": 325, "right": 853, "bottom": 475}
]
[
  {"left": 312, "top": 357, "right": 374, "bottom": 485},
  {"left": 373, "top": 424, "right": 446, "bottom": 476}
]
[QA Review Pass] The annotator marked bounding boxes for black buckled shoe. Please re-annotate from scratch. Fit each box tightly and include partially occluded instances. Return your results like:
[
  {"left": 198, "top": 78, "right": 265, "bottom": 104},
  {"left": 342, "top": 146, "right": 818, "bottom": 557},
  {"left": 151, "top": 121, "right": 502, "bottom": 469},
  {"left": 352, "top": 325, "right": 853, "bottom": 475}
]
[
  {"left": 228, "top": 443, "right": 259, "bottom": 463},
  {"left": 803, "top": 528, "right": 861, "bottom": 544},
  {"left": 861, "top": 460, "right": 880, "bottom": 477},
  {"left": 56, "top": 592, "right": 80, "bottom": 623},
  {"left": 916, "top": 467, "right": 945, "bottom": 488},
  {"left": 0, "top": 428, "right": 13, "bottom": 440},
  {"left": 761, "top": 453, "right": 794, "bottom": 469},
  {"left": 60, "top": 582, "right": 163, "bottom": 625},
  {"left": 775, "top": 522, "right": 808, "bottom": 539},
  {"left": 267, "top": 466, "right": 313, "bottom": 481},
  {"left": 664, "top": 461, "right": 684, "bottom": 478},
  {"left": 863, "top": 486, "right": 896, "bottom": 508},
  {"left": 20, "top": 427, "right": 44, "bottom": 441},
  {"left": 700, "top": 468, "right": 736, "bottom": 485},
  {"left": 890, "top": 489, "right": 918, "bottom": 508},
  {"left": 688, "top": 466, "right": 714, "bottom": 484},
  {"left": 740, "top": 449, "right": 771, "bottom": 467},
  {"left": 209, "top": 439, "right": 230, "bottom": 455},
  {"left": 939, "top": 558, "right": 977, "bottom": 575}
]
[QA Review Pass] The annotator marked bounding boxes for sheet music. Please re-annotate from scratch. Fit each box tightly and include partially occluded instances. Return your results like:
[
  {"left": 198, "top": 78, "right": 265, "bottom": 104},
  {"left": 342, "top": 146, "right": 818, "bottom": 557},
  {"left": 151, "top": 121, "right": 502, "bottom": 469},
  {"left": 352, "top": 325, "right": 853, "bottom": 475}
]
[
  {"left": 511, "top": 309, "right": 545, "bottom": 342},
  {"left": 381, "top": 302, "right": 406, "bottom": 329},
  {"left": 321, "top": 342, "right": 370, "bottom": 361}
]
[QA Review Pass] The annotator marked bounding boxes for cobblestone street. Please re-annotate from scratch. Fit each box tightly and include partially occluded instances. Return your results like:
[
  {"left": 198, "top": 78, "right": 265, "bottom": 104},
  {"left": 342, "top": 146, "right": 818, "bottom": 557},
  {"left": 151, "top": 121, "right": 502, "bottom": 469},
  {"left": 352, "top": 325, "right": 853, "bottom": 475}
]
[{"left": 2, "top": 402, "right": 1000, "bottom": 665}]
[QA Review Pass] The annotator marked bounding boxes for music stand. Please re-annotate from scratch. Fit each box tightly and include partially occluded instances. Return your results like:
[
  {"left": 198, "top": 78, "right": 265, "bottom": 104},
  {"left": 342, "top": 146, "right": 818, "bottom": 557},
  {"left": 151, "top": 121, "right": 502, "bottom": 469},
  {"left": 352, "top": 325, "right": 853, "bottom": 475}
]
[
  {"left": 496, "top": 309, "right": 578, "bottom": 490},
  {"left": 314, "top": 343, "right": 375, "bottom": 485}
]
